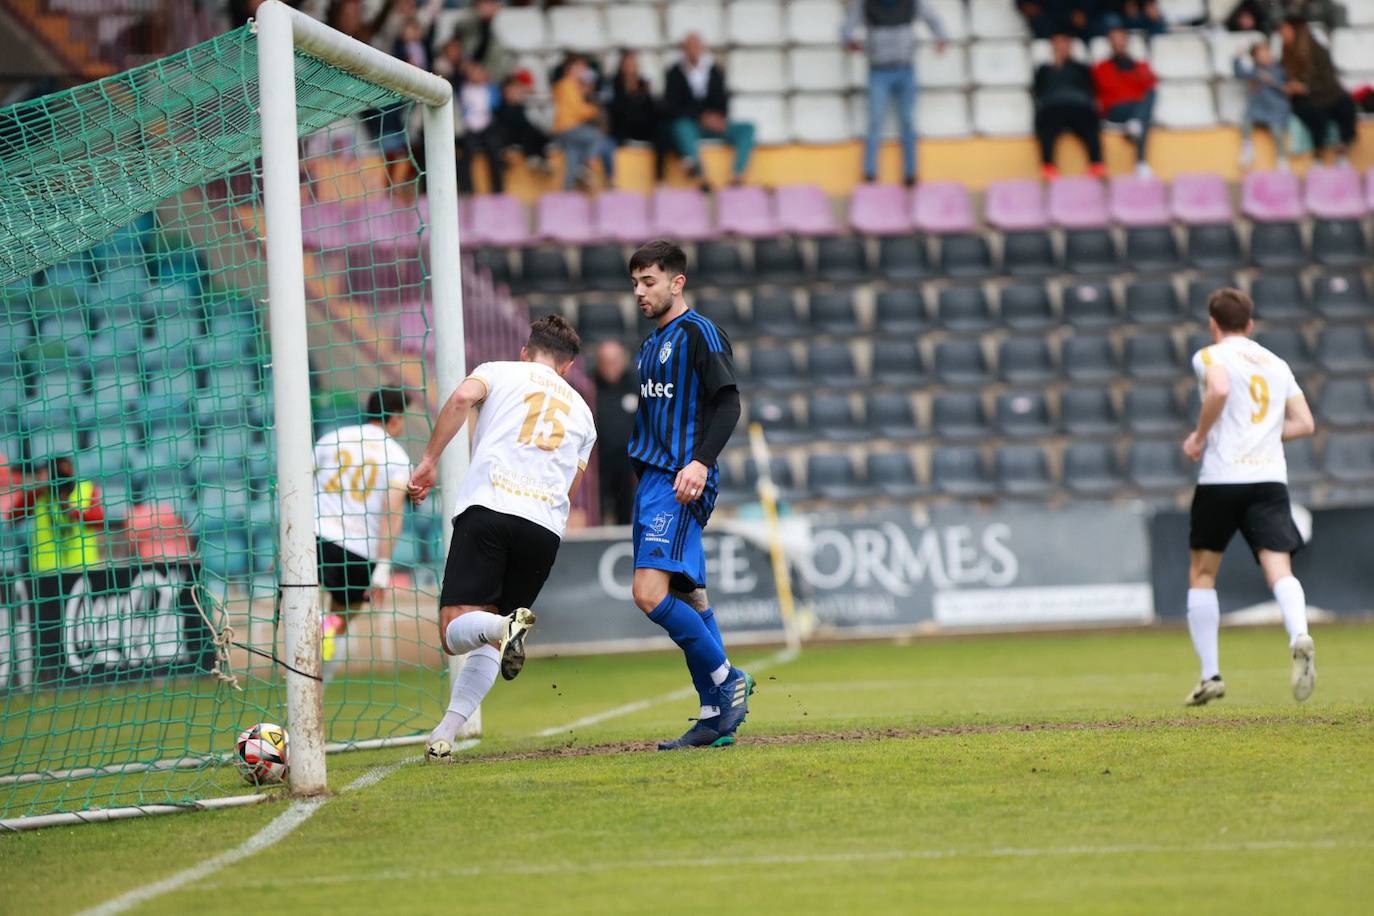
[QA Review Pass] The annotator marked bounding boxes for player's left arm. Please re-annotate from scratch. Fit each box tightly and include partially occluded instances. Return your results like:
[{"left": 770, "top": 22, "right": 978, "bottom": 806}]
[{"left": 1183, "top": 363, "right": 1229, "bottom": 461}]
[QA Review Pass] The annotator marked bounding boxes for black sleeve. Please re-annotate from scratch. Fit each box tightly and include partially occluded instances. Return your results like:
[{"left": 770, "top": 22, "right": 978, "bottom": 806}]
[
  {"left": 691, "top": 327, "right": 737, "bottom": 398},
  {"left": 707, "top": 66, "right": 730, "bottom": 115},
  {"left": 663, "top": 67, "right": 690, "bottom": 120},
  {"left": 693, "top": 385, "right": 740, "bottom": 468}
]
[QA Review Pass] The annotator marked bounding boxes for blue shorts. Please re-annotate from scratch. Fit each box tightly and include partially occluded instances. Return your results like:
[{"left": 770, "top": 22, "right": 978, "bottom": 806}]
[{"left": 632, "top": 467, "right": 717, "bottom": 591}]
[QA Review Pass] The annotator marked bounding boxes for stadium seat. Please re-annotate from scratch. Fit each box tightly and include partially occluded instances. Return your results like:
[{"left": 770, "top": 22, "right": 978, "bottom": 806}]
[
  {"left": 1208, "top": 28, "right": 1262, "bottom": 76},
  {"left": 1048, "top": 177, "right": 1110, "bottom": 229},
  {"left": 753, "top": 237, "right": 807, "bottom": 283},
  {"left": 1186, "top": 224, "right": 1242, "bottom": 270},
  {"left": 728, "top": 0, "right": 786, "bottom": 45},
  {"left": 866, "top": 391, "right": 923, "bottom": 439},
  {"left": 695, "top": 297, "right": 746, "bottom": 339},
  {"left": 579, "top": 243, "right": 625, "bottom": 290},
  {"left": 876, "top": 236, "right": 932, "bottom": 281},
  {"left": 999, "top": 335, "right": 1057, "bottom": 384},
  {"left": 788, "top": 47, "right": 849, "bottom": 92},
  {"left": 575, "top": 302, "right": 627, "bottom": 341},
  {"left": 871, "top": 338, "right": 930, "bottom": 386},
  {"left": 917, "top": 90, "right": 973, "bottom": 138},
  {"left": 776, "top": 185, "right": 839, "bottom": 236},
  {"left": 748, "top": 345, "right": 805, "bottom": 390},
  {"left": 932, "top": 445, "right": 995, "bottom": 497},
  {"left": 937, "top": 285, "right": 995, "bottom": 332},
  {"left": 849, "top": 184, "right": 913, "bottom": 235},
  {"left": 695, "top": 240, "right": 748, "bottom": 286},
  {"left": 809, "top": 393, "right": 866, "bottom": 442},
  {"left": 1304, "top": 164, "right": 1366, "bottom": 219},
  {"left": 1254, "top": 329, "right": 1316, "bottom": 376},
  {"left": 996, "top": 444, "right": 1055, "bottom": 497},
  {"left": 914, "top": 182, "right": 976, "bottom": 234},
  {"left": 934, "top": 338, "right": 991, "bottom": 386},
  {"left": 1317, "top": 379, "right": 1374, "bottom": 428},
  {"left": 1250, "top": 272, "right": 1309, "bottom": 323},
  {"left": 471, "top": 247, "right": 512, "bottom": 286},
  {"left": 1064, "top": 442, "right": 1126, "bottom": 495},
  {"left": 1125, "top": 333, "right": 1180, "bottom": 380},
  {"left": 917, "top": 45, "right": 970, "bottom": 89},
  {"left": 1125, "top": 279, "right": 1184, "bottom": 326},
  {"left": 996, "top": 391, "right": 1054, "bottom": 437},
  {"left": 651, "top": 188, "right": 714, "bottom": 241},
  {"left": 999, "top": 283, "right": 1055, "bottom": 330},
  {"left": 595, "top": 191, "right": 652, "bottom": 244},
  {"left": 1244, "top": 170, "right": 1303, "bottom": 221},
  {"left": 1061, "top": 334, "right": 1121, "bottom": 381},
  {"left": 868, "top": 289, "right": 934, "bottom": 336},
  {"left": 933, "top": 392, "right": 991, "bottom": 439},
  {"left": 1125, "top": 385, "right": 1187, "bottom": 434},
  {"left": 717, "top": 457, "right": 751, "bottom": 505},
  {"left": 1124, "top": 226, "right": 1181, "bottom": 272},
  {"left": 729, "top": 49, "right": 788, "bottom": 93},
  {"left": 985, "top": 179, "right": 1048, "bottom": 231},
  {"left": 1322, "top": 432, "right": 1374, "bottom": 483},
  {"left": 815, "top": 236, "right": 869, "bottom": 282},
  {"left": 970, "top": 40, "right": 1032, "bottom": 87},
  {"left": 866, "top": 450, "right": 927, "bottom": 498},
  {"left": 92, "top": 326, "right": 150, "bottom": 375},
  {"left": 1002, "top": 230, "right": 1058, "bottom": 276},
  {"left": 1331, "top": 27, "right": 1374, "bottom": 74},
  {"left": 470, "top": 194, "right": 530, "bottom": 247},
  {"left": 970, "top": 0, "right": 1028, "bottom": 37},
  {"left": 972, "top": 88, "right": 1034, "bottom": 136},
  {"left": 748, "top": 395, "right": 805, "bottom": 444},
  {"left": 790, "top": 93, "right": 850, "bottom": 144},
  {"left": 742, "top": 455, "right": 802, "bottom": 501},
  {"left": 1316, "top": 325, "right": 1374, "bottom": 374},
  {"left": 1063, "top": 229, "right": 1118, "bottom": 273},
  {"left": 549, "top": 6, "right": 606, "bottom": 52},
  {"left": 1150, "top": 32, "right": 1211, "bottom": 80},
  {"left": 1250, "top": 222, "right": 1306, "bottom": 270},
  {"left": 1128, "top": 439, "right": 1191, "bottom": 491},
  {"left": 937, "top": 233, "right": 995, "bottom": 278},
  {"left": 1154, "top": 81, "right": 1216, "bottom": 129},
  {"left": 786, "top": 0, "right": 845, "bottom": 45},
  {"left": 809, "top": 290, "right": 862, "bottom": 334},
  {"left": 1109, "top": 175, "right": 1170, "bottom": 226},
  {"left": 806, "top": 453, "right": 867, "bottom": 501},
  {"left": 1284, "top": 437, "right": 1322, "bottom": 486},
  {"left": 492, "top": 7, "right": 548, "bottom": 52},
  {"left": 607, "top": 4, "right": 664, "bottom": 50},
  {"left": 1061, "top": 388, "right": 1120, "bottom": 436},
  {"left": 1171, "top": 173, "right": 1232, "bottom": 223},
  {"left": 750, "top": 292, "right": 807, "bottom": 336},
  {"left": 715, "top": 186, "right": 781, "bottom": 238},
  {"left": 731, "top": 93, "right": 790, "bottom": 144},
  {"left": 808, "top": 341, "right": 862, "bottom": 387},
  {"left": 666, "top": 0, "right": 723, "bottom": 44},
  {"left": 1311, "top": 219, "right": 1368, "bottom": 268},
  {"left": 1062, "top": 281, "right": 1118, "bottom": 326},
  {"left": 516, "top": 248, "right": 572, "bottom": 293},
  {"left": 1312, "top": 271, "right": 1371, "bottom": 319}
]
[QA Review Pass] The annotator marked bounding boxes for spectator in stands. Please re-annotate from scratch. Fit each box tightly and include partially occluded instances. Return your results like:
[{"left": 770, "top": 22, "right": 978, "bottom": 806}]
[
  {"left": 1033, "top": 32, "right": 1105, "bottom": 180},
  {"left": 125, "top": 502, "right": 195, "bottom": 566},
  {"left": 608, "top": 50, "right": 669, "bottom": 180},
  {"left": 1093, "top": 21, "right": 1158, "bottom": 177},
  {"left": 446, "top": 0, "right": 513, "bottom": 84},
  {"left": 663, "top": 32, "right": 756, "bottom": 187},
  {"left": 593, "top": 340, "right": 638, "bottom": 525},
  {"left": 1223, "top": 0, "right": 1279, "bottom": 32},
  {"left": 553, "top": 54, "right": 617, "bottom": 190},
  {"left": 1279, "top": 15, "right": 1357, "bottom": 162},
  {"left": 1104, "top": 0, "right": 1167, "bottom": 35},
  {"left": 1235, "top": 40, "right": 1291, "bottom": 168},
  {"left": 842, "top": 0, "right": 948, "bottom": 188},
  {"left": 496, "top": 71, "right": 553, "bottom": 174},
  {"left": 6, "top": 457, "right": 105, "bottom": 573},
  {"left": 457, "top": 61, "right": 506, "bottom": 194},
  {"left": 1018, "top": 0, "right": 1104, "bottom": 40}
]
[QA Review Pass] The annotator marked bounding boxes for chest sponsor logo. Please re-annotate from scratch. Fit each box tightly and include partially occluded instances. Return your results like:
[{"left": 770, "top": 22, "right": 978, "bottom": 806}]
[{"left": 641, "top": 380, "right": 675, "bottom": 399}]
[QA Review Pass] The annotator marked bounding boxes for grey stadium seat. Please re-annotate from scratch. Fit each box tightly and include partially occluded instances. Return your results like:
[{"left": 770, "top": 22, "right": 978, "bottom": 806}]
[
  {"left": 998, "top": 335, "right": 1056, "bottom": 384},
  {"left": 1284, "top": 437, "right": 1321, "bottom": 486},
  {"left": 516, "top": 248, "right": 572, "bottom": 293},
  {"left": 748, "top": 395, "right": 805, "bottom": 444},
  {"left": 747, "top": 345, "right": 805, "bottom": 390},
  {"left": 806, "top": 453, "right": 867, "bottom": 501},
  {"left": 1002, "top": 230, "right": 1058, "bottom": 277},
  {"left": 1064, "top": 442, "right": 1125, "bottom": 495},
  {"left": 995, "top": 390, "right": 1054, "bottom": 437},
  {"left": 1061, "top": 388, "right": 1120, "bottom": 436},
  {"left": 809, "top": 290, "right": 862, "bottom": 334},
  {"left": 932, "top": 445, "right": 995, "bottom": 497},
  {"left": 1316, "top": 325, "right": 1374, "bottom": 374},
  {"left": 1249, "top": 272, "right": 1308, "bottom": 323},
  {"left": 753, "top": 237, "right": 807, "bottom": 283},
  {"left": 866, "top": 391, "right": 923, "bottom": 439},
  {"left": 1311, "top": 218, "right": 1368, "bottom": 268},
  {"left": 866, "top": 451, "right": 927, "bottom": 499},
  {"left": 1249, "top": 221, "right": 1306, "bottom": 270},
  {"left": 938, "top": 233, "right": 995, "bottom": 278},
  {"left": 871, "top": 339, "right": 929, "bottom": 386},
  {"left": 1124, "top": 333, "right": 1180, "bottom": 380},
  {"left": 1062, "top": 281, "right": 1117, "bottom": 327},
  {"left": 1322, "top": 432, "right": 1374, "bottom": 483},
  {"left": 807, "top": 341, "right": 862, "bottom": 387},
  {"left": 816, "top": 236, "right": 869, "bottom": 282},
  {"left": 750, "top": 292, "right": 806, "bottom": 336},
  {"left": 1125, "top": 280, "right": 1184, "bottom": 326},
  {"left": 1124, "top": 384, "right": 1187, "bottom": 434},
  {"left": 575, "top": 302, "right": 627, "bottom": 341},
  {"left": 937, "top": 285, "right": 995, "bottom": 332},
  {"left": 1316, "top": 379, "right": 1374, "bottom": 428},
  {"left": 1061, "top": 334, "right": 1120, "bottom": 382},
  {"left": 743, "top": 455, "right": 803, "bottom": 502},
  {"left": 933, "top": 339, "right": 991, "bottom": 385},
  {"left": 579, "top": 243, "right": 625, "bottom": 290},
  {"left": 1124, "top": 226, "right": 1181, "bottom": 272},
  {"left": 996, "top": 444, "right": 1055, "bottom": 497},
  {"left": 1312, "top": 271, "right": 1371, "bottom": 319},
  {"left": 876, "top": 236, "right": 931, "bottom": 281},
  {"left": 999, "top": 282, "right": 1055, "bottom": 330},
  {"left": 874, "top": 288, "right": 931, "bottom": 334},
  {"left": 1063, "top": 228, "right": 1118, "bottom": 274},
  {"left": 809, "top": 393, "right": 865, "bottom": 442},
  {"left": 1128, "top": 439, "right": 1191, "bottom": 491},
  {"left": 1186, "top": 224, "right": 1243, "bottom": 270},
  {"left": 932, "top": 391, "right": 991, "bottom": 439},
  {"left": 695, "top": 297, "right": 746, "bottom": 339},
  {"left": 695, "top": 240, "right": 748, "bottom": 286}
]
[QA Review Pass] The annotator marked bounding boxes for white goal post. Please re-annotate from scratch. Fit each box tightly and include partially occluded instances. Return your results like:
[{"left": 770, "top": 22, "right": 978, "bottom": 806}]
[{"left": 255, "top": 0, "right": 469, "bottom": 797}]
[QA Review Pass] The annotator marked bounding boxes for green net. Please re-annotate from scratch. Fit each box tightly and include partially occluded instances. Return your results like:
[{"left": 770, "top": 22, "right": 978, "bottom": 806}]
[{"left": 1, "top": 23, "right": 452, "bottom": 823}]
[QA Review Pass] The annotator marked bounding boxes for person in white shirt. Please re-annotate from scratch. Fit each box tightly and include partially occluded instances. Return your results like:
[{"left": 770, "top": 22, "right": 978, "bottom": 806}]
[
  {"left": 407, "top": 315, "right": 596, "bottom": 762},
  {"left": 1181, "top": 287, "right": 1316, "bottom": 707},
  {"left": 313, "top": 389, "right": 415, "bottom": 675}
]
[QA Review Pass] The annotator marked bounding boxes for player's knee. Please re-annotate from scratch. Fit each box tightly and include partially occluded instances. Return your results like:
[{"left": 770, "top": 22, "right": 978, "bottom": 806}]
[{"left": 632, "top": 579, "right": 667, "bottom": 614}]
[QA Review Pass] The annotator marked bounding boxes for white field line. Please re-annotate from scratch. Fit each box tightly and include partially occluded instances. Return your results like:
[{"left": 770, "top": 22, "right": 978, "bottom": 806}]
[
  {"left": 196, "top": 837, "right": 1374, "bottom": 890},
  {"left": 77, "top": 740, "right": 478, "bottom": 916},
  {"left": 534, "top": 648, "right": 800, "bottom": 738}
]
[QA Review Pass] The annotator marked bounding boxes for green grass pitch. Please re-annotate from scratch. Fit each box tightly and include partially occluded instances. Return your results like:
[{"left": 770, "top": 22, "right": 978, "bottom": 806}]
[{"left": 3, "top": 624, "right": 1372, "bottom": 914}]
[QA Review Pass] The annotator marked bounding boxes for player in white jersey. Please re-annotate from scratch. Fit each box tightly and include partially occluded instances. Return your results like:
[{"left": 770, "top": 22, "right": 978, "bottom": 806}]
[
  {"left": 407, "top": 315, "right": 596, "bottom": 762},
  {"left": 1180, "top": 288, "right": 1316, "bottom": 707},
  {"left": 313, "top": 389, "right": 414, "bottom": 675}
]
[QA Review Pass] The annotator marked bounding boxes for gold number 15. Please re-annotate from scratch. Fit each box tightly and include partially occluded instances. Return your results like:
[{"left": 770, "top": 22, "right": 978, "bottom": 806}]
[{"left": 518, "top": 391, "right": 570, "bottom": 451}]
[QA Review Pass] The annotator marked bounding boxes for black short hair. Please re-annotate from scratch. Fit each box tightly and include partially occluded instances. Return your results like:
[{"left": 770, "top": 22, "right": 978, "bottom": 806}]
[
  {"left": 527, "top": 314, "right": 581, "bottom": 361},
  {"left": 365, "top": 388, "right": 412, "bottom": 421},
  {"left": 628, "top": 238, "right": 687, "bottom": 278}
]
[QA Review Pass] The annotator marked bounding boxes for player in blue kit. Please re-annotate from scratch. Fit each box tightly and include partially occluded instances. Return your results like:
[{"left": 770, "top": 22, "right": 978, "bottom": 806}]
[{"left": 626, "top": 239, "right": 754, "bottom": 750}]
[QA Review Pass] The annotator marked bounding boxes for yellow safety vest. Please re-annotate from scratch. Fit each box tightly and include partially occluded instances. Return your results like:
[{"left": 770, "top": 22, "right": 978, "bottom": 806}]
[{"left": 31, "top": 480, "right": 102, "bottom": 573}]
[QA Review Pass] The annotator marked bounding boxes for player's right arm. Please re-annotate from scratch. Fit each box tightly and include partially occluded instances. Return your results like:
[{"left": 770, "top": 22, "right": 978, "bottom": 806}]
[
  {"left": 408, "top": 375, "right": 490, "bottom": 504},
  {"left": 1281, "top": 392, "right": 1315, "bottom": 442},
  {"left": 1183, "top": 358, "right": 1229, "bottom": 462}
]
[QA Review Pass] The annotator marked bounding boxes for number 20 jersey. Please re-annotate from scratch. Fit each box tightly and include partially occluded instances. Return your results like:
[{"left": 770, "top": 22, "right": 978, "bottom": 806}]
[
  {"left": 1191, "top": 336, "right": 1302, "bottom": 485},
  {"left": 455, "top": 361, "right": 597, "bottom": 538}
]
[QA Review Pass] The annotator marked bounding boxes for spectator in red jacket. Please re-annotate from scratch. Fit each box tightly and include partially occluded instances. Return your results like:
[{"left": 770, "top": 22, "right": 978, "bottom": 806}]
[{"left": 1092, "top": 21, "right": 1157, "bottom": 176}]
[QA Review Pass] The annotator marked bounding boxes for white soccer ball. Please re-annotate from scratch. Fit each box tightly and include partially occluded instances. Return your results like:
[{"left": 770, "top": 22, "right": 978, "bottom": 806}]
[{"left": 235, "top": 722, "right": 289, "bottom": 785}]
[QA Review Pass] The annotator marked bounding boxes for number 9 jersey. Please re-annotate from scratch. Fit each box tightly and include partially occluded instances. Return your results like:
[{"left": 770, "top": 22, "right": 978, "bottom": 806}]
[
  {"left": 1191, "top": 336, "right": 1302, "bottom": 485},
  {"left": 454, "top": 361, "right": 597, "bottom": 538}
]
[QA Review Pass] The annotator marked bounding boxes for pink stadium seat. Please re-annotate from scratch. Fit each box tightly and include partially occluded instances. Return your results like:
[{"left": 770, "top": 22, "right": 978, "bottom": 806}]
[
  {"left": 848, "top": 184, "right": 914, "bottom": 235},
  {"left": 1241, "top": 170, "right": 1303, "bottom": 222},
  {"left": 914, "top": 181, "right": 976, "bottom": 233},
  {"left": 1368, "top": 167, "right": 1374, "bottom": 211},
  {"left": 458, "top": 197, "right": 477, "bottom": 244},
  {"left": 1048, "top": 176, "right": 1110, "bottom": 228},
  {"left": 470, "top": 194, "right": 530, "bottom": 247},
  {"left": 651, "top": 188, "right": 715, "bottom": 240},
  {"left": 595, "top": 191, "right": 652, "bottom": 243},
  {"left": 1304, "top": 164, "right": 1367, "bottom": 220},
  {"left": 984, "top": 179, "right": 1047, "bottom": 230},
  {"left": 776, "top": 184, "right": 840, "bottom": 236},
  {"left": 1170, "top": 173, "right": 1232, "bottom": 224},
  {"left": 300, "top": 201, "right": 351, "bottom": 249},
  {"left": 536, "top": 192, "right": 599, "bottom": 245},
  {"left": 715, "top": 186, "right": 781, "bottom": 237},
  {"left": 1109, "top": 175, "right": 1170, "bottom": 226}
]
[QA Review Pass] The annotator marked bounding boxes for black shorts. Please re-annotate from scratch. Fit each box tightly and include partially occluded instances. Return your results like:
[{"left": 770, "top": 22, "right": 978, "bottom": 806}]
[
  {"left": 439, "top": 506, "right": 562, "bottom": 614},
  {"left": 1189, "top": 483, "right": 1304, "bottom": 558},
  {"left": 318, "top": 538, "right": 374, "bottom": 607}
]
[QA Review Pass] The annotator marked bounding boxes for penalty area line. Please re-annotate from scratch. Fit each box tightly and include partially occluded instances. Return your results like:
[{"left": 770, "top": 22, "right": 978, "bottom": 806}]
[{"left": 77, "top": 740, "right": 479, "bottom": 916}]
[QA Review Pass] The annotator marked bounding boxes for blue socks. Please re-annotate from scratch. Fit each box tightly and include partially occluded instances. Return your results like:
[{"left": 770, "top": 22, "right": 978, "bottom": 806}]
[
  {"left": 689, "top": 608, "right": 728, "bottom": 706},
  {"left": 648, "top": 596, "right": 728, "bottom": 702}
]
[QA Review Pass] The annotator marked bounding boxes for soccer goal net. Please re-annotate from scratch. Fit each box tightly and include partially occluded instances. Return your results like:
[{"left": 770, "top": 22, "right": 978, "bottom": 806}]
[{"left": 0, "top": 1, "right": 469, "bottom": 827}]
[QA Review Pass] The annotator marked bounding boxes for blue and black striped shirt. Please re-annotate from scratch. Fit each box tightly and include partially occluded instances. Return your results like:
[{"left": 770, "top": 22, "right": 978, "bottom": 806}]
[{"left": 628, "top": 309, "right": 738, "bottom": 476}]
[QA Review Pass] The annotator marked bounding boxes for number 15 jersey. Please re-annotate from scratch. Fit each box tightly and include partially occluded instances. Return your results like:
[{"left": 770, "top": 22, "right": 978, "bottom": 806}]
[
  {"left": 454, "top": 361, "right": 597, "bottom": 538},
  {"left": 1191, "top": 336, "right": 1302, "bottom": 485}
]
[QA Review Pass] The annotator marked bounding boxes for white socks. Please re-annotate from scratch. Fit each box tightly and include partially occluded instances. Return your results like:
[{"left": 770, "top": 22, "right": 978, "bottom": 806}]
[
  {"left": 443, "top": 612, "right": 507, "bottom": 655},
  {"left": 708, "top": 662, "right": 731, "bottom": 687},
  {"left": 1273, "top": 576, "right": 1308, "bottom": 648},
  {"left": 428, "top": 644, "right": 500, "bottom": 745},
  {"left": 1187, "top": 588, "right": 1221, "bottom": 680}
]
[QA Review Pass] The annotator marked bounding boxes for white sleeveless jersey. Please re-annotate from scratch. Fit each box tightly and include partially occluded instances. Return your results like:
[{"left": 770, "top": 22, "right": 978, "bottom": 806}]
[
  {"left": 314, "top": 423, "right": 413, "bottom": 560},
  {"left": 1191, "top": 336, "right": 1303, "bottom": 485},
  {"left": 455, "top": 361, "right": 596, "bottom": 538}
]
